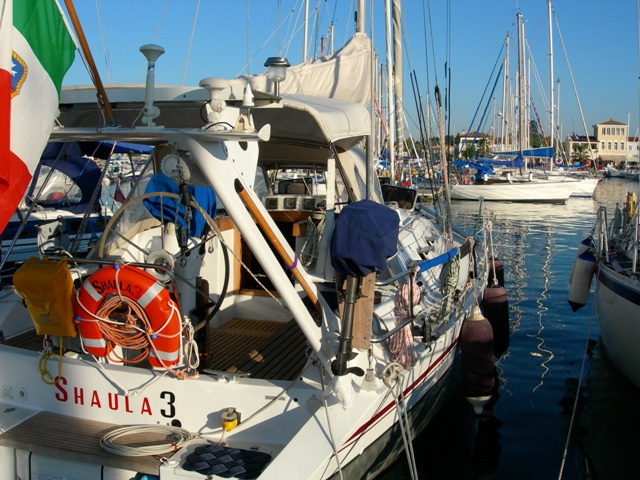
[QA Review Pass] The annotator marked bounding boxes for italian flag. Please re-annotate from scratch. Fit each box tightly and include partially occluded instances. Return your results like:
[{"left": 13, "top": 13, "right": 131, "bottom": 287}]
[{"left": 0, "top": 0, "right": 75, "bottom": 231}]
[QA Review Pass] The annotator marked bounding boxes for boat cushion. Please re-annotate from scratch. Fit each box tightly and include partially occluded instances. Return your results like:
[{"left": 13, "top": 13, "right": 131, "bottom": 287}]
[{"left": 182, "top": 444, "right": 272, "bottom": 479}]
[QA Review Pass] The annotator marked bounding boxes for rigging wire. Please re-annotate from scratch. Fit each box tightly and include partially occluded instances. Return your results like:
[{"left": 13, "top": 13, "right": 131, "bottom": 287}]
[
  {"left": 465, "top": 40, "right": 506, "bottom": 139},
  {"left": 552, "top": 9, "right": 597, "bottom": 164},
  {"left": 138, "top": 0, "right": 170, "bottom": 83},
  {"left": 181, "top": 0, "right": 201, "bottom": 85},
  {"left": 93, "top": 0, "right": 111, "bottom": 83},
  {"left": 235, "top": 8, "right": 298, "bottom": 77}
]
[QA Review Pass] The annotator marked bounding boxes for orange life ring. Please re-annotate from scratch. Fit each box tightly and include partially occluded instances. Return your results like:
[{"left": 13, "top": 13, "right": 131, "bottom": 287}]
[{"left": 74, "top": 265, "right": 182, "bottom": 367}]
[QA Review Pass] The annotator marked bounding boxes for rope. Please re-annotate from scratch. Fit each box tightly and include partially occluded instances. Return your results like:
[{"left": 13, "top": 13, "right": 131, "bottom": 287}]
[
  {"left": 95, "top": 295, "right": 154, "bottom": 364},
  {"left": 557, "top": 297, "right": 595, "bottom": 479},
  {"left": 382, "top": 363, "right": 419, "bottom": 480},
  {"left": 100, "top": 425, "right": 194, "bottom": 457},
  {"left": 319, "top": 363, "right": 344, "bottom": 480},
  {"left": 300, "top": 210, "right": 326, "bottom": 269},
  {"left": 389, "top": 275, "right": 421, "bottom": 368},
  {"left": 439, "top": 251, "right": 461, "bottom": 318},
  {"left": 38, "top": 336, "right": 63, "bottom": 385},
  {"left": 74, "top": 269, "right": 193, "bottom": 379}
]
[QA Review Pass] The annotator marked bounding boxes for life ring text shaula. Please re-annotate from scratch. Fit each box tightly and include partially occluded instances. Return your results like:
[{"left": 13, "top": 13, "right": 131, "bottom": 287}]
[{"left": 74, "top": 264, "right": 181, "bottom": 367}]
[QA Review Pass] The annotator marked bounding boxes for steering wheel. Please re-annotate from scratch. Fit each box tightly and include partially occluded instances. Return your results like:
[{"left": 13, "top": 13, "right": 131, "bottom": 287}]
[{"left": 97, "top": 191, "right": 217, "bottom": 265}]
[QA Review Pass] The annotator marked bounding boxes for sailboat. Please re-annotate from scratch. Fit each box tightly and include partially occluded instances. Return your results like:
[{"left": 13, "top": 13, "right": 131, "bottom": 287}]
[
  {"left": 0, "top": 1, "right": 499, "bottom": 479},
  {"left": 569, "top": 192, "right": 640, "bottom": 388},
  {"left": 450, "top": 9, "right": 592, "bottom": 204}
]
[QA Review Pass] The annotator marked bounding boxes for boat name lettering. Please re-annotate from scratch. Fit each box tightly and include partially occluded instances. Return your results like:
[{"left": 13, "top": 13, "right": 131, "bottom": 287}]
[
  {"left": 91, "top": 279, "right": 142, "bottom": 297},
  {"left": 54, "top": 376, "right": 153, "bottom": 415}
]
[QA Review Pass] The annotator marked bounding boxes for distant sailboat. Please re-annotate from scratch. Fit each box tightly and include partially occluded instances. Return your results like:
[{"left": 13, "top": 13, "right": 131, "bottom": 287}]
[{"left": 450, "top": 9, "right": 594, "bottom": 203}]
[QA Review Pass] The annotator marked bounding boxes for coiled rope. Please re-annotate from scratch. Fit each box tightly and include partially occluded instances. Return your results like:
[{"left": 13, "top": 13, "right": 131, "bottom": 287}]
[
  {"left": 75, "top": 263, "right": 196, "bottom": 379},
  {"left": 100, "top": 425, "right": 194, "bottom": 457},
  {"left": 389, "top": 274, "right": 421, "bottom": 368}
]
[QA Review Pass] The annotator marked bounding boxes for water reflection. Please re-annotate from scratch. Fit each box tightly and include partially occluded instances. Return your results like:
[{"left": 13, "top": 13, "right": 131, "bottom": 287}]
[
  {"left": 574, "top": 341, "right": 640, "bottom": 479},
  {"left": 529, "top": 225, "right": 555, "bottom": 393}
]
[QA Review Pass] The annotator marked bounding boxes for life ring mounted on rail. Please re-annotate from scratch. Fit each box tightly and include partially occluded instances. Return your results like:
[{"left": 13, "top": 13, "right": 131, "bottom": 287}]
[{"left": 74, "top": 264, "right": 182, "bottom": 368}]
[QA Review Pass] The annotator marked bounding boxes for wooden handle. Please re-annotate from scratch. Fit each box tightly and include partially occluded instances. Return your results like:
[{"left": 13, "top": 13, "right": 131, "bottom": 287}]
[{"left": 235, "top": 180, "right": 321, "bottom": 313}]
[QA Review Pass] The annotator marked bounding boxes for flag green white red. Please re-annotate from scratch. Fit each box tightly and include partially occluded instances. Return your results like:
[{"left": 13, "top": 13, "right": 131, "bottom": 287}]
[{"left": 0, "top": 0, "right": 75, "bottom": 231}]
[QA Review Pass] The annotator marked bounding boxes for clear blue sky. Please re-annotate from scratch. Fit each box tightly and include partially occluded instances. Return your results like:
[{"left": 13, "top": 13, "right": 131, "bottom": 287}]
[{"left": 59, "top": 0, "right": 639, "bottom": 140}]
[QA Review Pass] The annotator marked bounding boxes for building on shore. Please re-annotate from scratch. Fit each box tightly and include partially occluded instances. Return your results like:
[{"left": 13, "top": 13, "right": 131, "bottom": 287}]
[{"left": 564, "top": 118, "right": 637, "bottom": 168}]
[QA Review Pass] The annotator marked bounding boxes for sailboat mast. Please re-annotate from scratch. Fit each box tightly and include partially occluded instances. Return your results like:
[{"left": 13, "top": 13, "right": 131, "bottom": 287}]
[
  {"left": 517, "top": 12, "right": 527, "bottom": 171},
  {"left": 548, "top": 0, "right": 555, "bottom": 171},
  {"left": 385, "top": 0, "right": 396, "bottom": 184},
  {"left": 392, "top": 0, "right": 404, "bottom": 159},
  {"left": 557, "top": 77, "right": 562, "bottom": 161},
  {"left": 303, "top": 0, "right": 309, "bottom": 62},
  {"left": 502, "top": 32, "right": 510, "bottom": 151}
]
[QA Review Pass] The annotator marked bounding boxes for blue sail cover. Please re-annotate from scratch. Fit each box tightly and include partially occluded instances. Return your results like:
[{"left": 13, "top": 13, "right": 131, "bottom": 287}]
[
  {"left": 330, "top": 199, "right": 399, "bottom": 277},
  {"left": 452, "top": 161, "right": 495, "bottom": 175},
  {"left": 492, "top": 147, "right": 554, "bottom": 158}
]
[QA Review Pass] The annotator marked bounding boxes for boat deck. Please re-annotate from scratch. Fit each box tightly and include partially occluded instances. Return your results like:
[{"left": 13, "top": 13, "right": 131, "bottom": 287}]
[
  {"left": 0, "top": 410, "right": 165, "bottom": 475},
  {"left": 206, "top": 318, "right": 309, "bottom": 380},
  {"left": 3, "top": 317, "right": 310, "bottom": 382}
]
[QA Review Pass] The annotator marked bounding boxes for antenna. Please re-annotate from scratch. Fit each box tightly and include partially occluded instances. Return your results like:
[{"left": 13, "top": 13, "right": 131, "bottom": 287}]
[{"left": 140, "top": 44, "right": 165, "bottom": 127}]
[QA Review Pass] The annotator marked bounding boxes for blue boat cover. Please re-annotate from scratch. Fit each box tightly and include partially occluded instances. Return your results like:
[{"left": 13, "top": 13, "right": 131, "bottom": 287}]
[
  {"left": 28, "top": 143, "right": 103, "bottom": 214},
  {"left": 143, "top": 174, "right": 216, "bottom": 237},
  {"left": 492, "top": 147, "right": 554, "bottom": 158},
  {"left": 330, "top": 199, "right": 399, "bottom": 277},
  {"left": 452, "top": 161, "right": 495, "bottom": 175}
]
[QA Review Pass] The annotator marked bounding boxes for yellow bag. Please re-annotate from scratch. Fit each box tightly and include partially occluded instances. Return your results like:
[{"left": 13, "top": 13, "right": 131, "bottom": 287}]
[{"left": 13, "top": 257, "right": 77, "bottom": 337}]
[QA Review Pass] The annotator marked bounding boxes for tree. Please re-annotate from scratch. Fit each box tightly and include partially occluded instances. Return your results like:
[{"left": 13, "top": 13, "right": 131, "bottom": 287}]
[
  {"left": 571, "top": 144, "right": 589, "bottom": 164},
  {"left": 529, "top": 120, "right": 542, "bottom": 148},
  {"left": 478, "top": 138, "right": 489, "bottom": 157}
]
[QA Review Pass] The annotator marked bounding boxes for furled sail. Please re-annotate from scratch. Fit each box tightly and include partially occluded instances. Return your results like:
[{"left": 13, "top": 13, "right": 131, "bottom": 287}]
[
  {"left": 492, "top": 147, "right": 554, "bottom": 158},
  {"left": 231, "top": 33, "right": 371, "bottom": 106}
]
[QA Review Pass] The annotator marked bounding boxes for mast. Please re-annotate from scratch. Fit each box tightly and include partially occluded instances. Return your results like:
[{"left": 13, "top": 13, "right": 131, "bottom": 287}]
[
  {"left": 392, "top": 0, "right": 404, "bottom": 159},
  {"left": 385, "top": 0, "right": 396, "bottom": 184},
  {"left": 557, "top": 77, "right": 562, "bottom": 162},
  {"left": 517, "top": 12, "right": 527, "bottom": 171},
  {"left": 548, "top": 0, "right": 555, "bottom": 171},
  {"left": 303, "top": 0, "right": 309, "bottom": 62},
  {"left": 501, "top": 32, "right": 509, "bottom": 150}
]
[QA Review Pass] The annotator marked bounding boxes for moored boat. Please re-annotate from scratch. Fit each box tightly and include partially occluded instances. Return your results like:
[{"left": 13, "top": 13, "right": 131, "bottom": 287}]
[
  {"left": 0, "top": 2, "right": 499, "bottom": 479},
  {"left": 570, "top": 192, "right": 640, "bottom": 389}
]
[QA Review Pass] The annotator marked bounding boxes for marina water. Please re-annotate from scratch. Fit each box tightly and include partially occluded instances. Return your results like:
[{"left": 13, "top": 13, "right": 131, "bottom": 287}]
[{"left": 378, "top": 177, "right": 640, "bottom": 480}]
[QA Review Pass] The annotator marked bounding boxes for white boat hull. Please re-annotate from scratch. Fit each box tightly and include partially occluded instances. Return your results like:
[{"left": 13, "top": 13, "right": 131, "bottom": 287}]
[
  {"left": 595, "top": 264, "right": 640, "bottom": 389},
  {"left": 450, "top": 179, "right": 576, "bottom": 203},
  {"left": 570, "top": 177, "right": 600, "bottom": 197}
]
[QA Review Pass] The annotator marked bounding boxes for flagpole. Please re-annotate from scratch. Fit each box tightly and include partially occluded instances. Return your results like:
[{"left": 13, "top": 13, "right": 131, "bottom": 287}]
[{"left": 63, "top": 0, "right": 117, "bottom": 127}]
